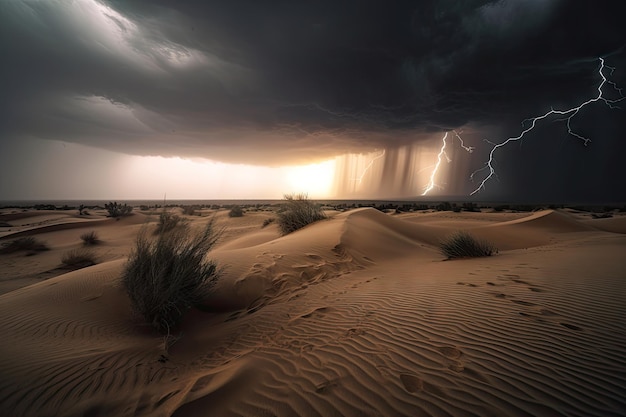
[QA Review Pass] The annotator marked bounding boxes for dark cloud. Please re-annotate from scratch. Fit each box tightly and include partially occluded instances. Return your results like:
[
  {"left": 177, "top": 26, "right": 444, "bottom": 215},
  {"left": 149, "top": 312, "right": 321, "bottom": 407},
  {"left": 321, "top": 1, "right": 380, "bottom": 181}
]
[{"left": 1, "top": 0, "right": 625, "bottom": 199}]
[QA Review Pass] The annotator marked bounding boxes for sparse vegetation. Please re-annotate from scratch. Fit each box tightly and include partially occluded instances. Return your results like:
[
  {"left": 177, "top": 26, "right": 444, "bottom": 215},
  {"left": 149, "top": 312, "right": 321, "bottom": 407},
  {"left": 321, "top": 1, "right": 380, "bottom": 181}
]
[
  {"left": 182, "top": 205, "right": 197, "bottom": 216},
  {"left": 80, "top": 231, "right": 100, "bottom": 245},
  {"left": 0, "top": 236, "right": 49, "bottom": 255},
  {"left": 440, "top": 231, "right": 497, "bottom": 259},
  {"left": 591, "top": 212, "right": 613, "bottom": 219},
  {"left": 277, "top": 193, "right": 326, "bottom": 235},
  {"left": 155, "top": 211, "right": 188, "bottom": 234},
  {"left": 262, "top": 217, "right": 275, "bottom": 228},
  {"left": 61, "top": 248, "right": 97, "bottom": 268},
  {"left": 122, "top": 220, "right": 221, "bottom": 334},
  {"left": 105, "top": 201, "right": 133, "bottom": 218},
  {"left": 228, "top": 205, "right": 244, "bottom": 217}
]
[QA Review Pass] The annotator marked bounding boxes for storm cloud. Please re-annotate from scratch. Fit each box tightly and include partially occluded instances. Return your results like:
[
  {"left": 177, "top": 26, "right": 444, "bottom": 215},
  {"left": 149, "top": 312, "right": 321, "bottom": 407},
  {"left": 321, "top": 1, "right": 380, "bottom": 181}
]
[{"left": 1, "top": 0, "right": 625, "bottom": 200}]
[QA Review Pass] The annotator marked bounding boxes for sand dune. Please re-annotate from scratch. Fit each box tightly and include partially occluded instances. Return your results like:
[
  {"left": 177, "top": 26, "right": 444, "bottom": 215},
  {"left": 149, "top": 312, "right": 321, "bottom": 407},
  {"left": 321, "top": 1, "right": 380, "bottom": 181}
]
[{"left": 1, "top": 207, "right": 625, "bottom": 416}]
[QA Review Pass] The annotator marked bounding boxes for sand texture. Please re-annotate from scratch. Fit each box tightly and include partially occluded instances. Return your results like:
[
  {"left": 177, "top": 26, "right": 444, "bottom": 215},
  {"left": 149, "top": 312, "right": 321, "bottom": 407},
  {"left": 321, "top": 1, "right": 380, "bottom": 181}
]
[{"left": 1, "top": 207, "right": 625, "bottom": 416}]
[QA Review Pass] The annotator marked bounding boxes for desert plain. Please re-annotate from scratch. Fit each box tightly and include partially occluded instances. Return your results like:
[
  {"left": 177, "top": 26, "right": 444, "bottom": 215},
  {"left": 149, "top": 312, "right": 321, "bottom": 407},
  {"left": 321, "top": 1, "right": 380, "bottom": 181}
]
[{"left": 0, "top": 203, "right": 625, "bottom": 416}]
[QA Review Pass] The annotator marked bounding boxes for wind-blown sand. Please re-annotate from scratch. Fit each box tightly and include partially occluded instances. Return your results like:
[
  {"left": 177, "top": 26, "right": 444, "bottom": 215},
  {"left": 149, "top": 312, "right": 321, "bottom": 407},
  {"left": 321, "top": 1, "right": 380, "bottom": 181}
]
[{"left": 1, "top": 207, "right": 625, "bottom": 416}]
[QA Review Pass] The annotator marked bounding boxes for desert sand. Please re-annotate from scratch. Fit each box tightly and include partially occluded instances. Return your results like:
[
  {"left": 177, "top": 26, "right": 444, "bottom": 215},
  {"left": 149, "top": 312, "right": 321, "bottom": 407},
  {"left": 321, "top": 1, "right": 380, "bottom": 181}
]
[{"left": 1, "top": 206, "right": 625, "bottom": 416}]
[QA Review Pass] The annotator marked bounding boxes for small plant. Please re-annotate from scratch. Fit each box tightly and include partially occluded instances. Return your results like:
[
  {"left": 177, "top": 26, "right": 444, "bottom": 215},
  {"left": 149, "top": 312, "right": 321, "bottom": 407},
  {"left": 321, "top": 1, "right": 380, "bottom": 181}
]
[
  {"left": 440, "top": 231, "right": 497, "bottom": 259},
  {"left": 122, "top": 219, "right": 222, "bottom": 334},
  {"left": 0, "top": 236, "right": 49, "bottom": 255},
  {"left": 80, "top": 231, "right": 100, "bottom": 245},
  {"left": 61, "top": 248, "right": 97, "bottom": 268},
  {"left": 154, "top": 211, "right": 188, "bottom": 235},
  {"left": 182, "top": 205, "right": 197, "bottom": 216},
  {"left": 228, "top": 205, "right": 244, "bottom": 217},
  {"left": 262, "top": 217, "right": 275, "bottom": 228},
  {"left": 105, "top": 202, "right": 133, "bottom": 218},
  {"left": 591, "top": 212, "right": 613, "bottom": 219},
  {"left": 277, "top": 193, "right": 326, "bottom": 235}
]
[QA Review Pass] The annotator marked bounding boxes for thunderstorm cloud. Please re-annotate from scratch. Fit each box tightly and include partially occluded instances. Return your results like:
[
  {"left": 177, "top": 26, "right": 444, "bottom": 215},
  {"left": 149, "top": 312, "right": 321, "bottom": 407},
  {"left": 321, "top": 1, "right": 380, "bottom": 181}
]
[{"left": 1, "top": 0, "right": 625, "bottom": 200}]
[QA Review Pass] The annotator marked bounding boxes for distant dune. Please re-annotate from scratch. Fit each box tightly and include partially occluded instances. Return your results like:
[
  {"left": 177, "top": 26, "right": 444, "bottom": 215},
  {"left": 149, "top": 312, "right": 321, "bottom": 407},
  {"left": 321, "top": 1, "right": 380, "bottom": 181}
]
[{"left": 1, "top": 206, "right": 625, "bottom": 416}]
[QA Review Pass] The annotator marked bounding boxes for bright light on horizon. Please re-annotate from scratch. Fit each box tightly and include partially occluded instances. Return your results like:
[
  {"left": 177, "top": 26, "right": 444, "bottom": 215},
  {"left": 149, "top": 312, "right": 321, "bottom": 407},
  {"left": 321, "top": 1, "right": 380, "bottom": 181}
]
[
  {"left": 121, "top": 154, "right": 337, "bottom": 199},
  {"left": 284, "top": 159, "right": 336, "bottom": 198}
]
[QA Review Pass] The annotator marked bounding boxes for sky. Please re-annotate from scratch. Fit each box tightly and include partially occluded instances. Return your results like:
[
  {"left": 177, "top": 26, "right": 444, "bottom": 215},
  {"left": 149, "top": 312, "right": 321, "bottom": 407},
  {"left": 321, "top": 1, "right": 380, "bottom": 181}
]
[{"left": 1, "top": 0, "right": 625, "bottom": 202}]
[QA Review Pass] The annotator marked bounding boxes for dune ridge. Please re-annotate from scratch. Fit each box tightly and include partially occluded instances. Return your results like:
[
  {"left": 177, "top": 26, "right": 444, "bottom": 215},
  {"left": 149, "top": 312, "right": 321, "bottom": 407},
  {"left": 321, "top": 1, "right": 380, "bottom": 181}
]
[{"left": 1, "top": 207, "right": 625, "bottom": 416}]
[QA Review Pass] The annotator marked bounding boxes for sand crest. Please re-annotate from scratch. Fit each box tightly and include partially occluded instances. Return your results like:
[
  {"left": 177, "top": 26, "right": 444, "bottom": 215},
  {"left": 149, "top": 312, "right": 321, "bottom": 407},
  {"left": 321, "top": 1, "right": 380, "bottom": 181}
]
[{"left": 1, "top": 207, "right": 625, "bottom": 416}]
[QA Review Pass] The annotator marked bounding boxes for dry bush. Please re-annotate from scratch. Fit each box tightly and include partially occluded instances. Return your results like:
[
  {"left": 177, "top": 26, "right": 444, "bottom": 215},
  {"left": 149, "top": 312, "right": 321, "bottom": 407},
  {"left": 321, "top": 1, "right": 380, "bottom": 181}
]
[
  {"left": 154, "top": 211, "right": 188, "bottom": 235},
  {"left": 277, "top": 193, "right": 326, "bottom": 235},
  {"left": 262, "top": 217, "right": 275, "bottom": 228},
  {"left": 122, "top": 219, "right": 221, "bottom": 334},
  {"left": 0, "top": 236, "right": 49, "bottom": 255},
  {"left": 228, "top": 206, "right": 244, "bottom": 217},
  {"left": 80, "top": 231, "right": 100, "bottom": 245},
  {"left": 440, "top": 231, "right": 497, "bottom": 259},
  {"left": 61, "top": 248, "right": 97, "bottom": 268},
  {"left": 105, "top": 201, "right": 133, "bottom": 218}
]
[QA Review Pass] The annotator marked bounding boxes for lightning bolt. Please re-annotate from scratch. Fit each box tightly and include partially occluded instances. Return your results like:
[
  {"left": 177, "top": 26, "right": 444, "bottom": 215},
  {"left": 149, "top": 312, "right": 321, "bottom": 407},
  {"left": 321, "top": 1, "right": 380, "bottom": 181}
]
[
  {"left": 422, "top": 130, "right": 474, "bottom": 195},
  {"left": 354, "top": 149, "right": 386, "bottom": 184},
  {"left": 470, "top": 57, "right": 625, "bottom": 195}
]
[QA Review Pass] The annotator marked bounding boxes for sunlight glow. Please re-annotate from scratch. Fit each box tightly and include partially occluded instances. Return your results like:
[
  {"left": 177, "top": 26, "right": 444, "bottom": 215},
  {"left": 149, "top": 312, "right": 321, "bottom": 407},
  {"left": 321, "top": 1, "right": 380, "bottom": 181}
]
[
  {"left": 120, "top": 155, "right": 336, "bottom": 199},
  {"left": 284, "top": 160, "right": 336, "bottom": 198}
]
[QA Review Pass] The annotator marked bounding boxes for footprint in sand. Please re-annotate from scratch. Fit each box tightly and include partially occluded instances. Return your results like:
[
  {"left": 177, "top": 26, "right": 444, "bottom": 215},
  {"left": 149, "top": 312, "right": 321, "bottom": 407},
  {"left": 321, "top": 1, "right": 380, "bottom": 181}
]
[
  {"left": 437, "top": 346, "right": 462, "bottom": 359},
  {"left": 400, "top": 373, "right": 424, "bottom": 393},
  {"left": 291, "top": 307, "right": 331, "bottom": 322},
  {"left": 315, "top": 378, "right": 339, "bottom": 394},
  {"left": 437, "top": 346, "right": 465, "bottom": 372},
  {"left": 539, "top": 308, "right": 558, "bottom": 316}
]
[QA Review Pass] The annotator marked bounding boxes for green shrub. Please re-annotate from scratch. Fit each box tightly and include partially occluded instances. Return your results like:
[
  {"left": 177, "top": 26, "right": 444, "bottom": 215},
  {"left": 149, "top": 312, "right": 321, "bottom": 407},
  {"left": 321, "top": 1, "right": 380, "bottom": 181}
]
[
  {"left": 122, "top": 220, "right": 221, "bottom": 334},
  {"left": 154, "top": 211, "right": 188, "bottom": 234},
  {"left": 277, "top": 193, "right": 326, "bottom": 235},
  {"left": 80, "top": 231, "right": 100, "bottom": 245},
  {"left": 228, "top": 205, "right": 244, "bottom": 217},
  {"left": 61, "top": 248, "right": 97, "bottom": 268},
  {"left": 0, "top": 236, "right": 49, "bottom": 254},
  {"left": 440, "top": 231, "right": 496, "bottom": 259},
  {"left": 105, "top": 202, "right": 133, "bottom": 218}
]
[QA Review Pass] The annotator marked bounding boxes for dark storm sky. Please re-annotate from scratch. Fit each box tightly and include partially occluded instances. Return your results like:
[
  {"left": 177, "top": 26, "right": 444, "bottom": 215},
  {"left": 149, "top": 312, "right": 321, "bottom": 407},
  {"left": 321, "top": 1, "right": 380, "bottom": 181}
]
[{"left": 1, "top": 0, "right": 625, "bottom": 201}]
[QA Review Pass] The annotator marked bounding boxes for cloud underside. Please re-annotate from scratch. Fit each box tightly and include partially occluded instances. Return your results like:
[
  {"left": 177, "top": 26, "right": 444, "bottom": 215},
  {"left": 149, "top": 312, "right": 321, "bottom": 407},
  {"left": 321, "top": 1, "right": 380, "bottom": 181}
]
[{"left": 1, "top": 0, "right": 624, "bottom": 165}]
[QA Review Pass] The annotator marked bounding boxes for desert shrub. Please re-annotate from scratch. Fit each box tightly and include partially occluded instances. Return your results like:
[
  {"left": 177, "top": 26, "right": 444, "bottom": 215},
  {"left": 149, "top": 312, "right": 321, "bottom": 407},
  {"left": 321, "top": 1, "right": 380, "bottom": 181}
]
[
  {"left": 262, "top": 217, "right": 275, "bottom": 228},
  {"left": 228, "top": 205, "right": 244, "bottom": 217},
  {"left": 0, "top": 236, "right": 49, "bottom": 254},
  {"left": 155, "top": 211, "right": 188, "bottom": 234},
  {"left": 182, "top": 205, "right": 197, "bottom": 216},
  {"left": 440, "top": 231, "right": 497, "bottom": 259},
  {"left": 462, "top": 202, "right": 479, "bottom": 212},
  {"left": 591, "top": 212, "right": 613, "bottom": 219},
  {"left": 277, "top": 193, "right": 326, "bottom": 235},
  {"left": 105, "top": 202, "right": 133, "bottom": 218},
  {"left": 122, "top": 220, "right": 221, "bottom": 334},
  {"left": 80, "top": 231, "right": 100, "bottom": 245},
  {"left": 61, "top": 248, "right": 97, "bottom": 268}
]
